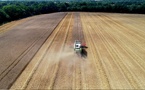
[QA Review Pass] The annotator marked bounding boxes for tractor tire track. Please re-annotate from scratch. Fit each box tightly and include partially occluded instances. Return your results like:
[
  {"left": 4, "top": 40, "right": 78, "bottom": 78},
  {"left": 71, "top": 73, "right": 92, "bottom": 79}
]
[
  {"left": 72, "top": 12, "right": 83, "bottom": 89},
  {"left": 81, "top": 13, "right": 111, "bottom": 89},
  {"left": 90, "top": 14, "right": 139, "bottom": 89},
  {"left": 5, "top": 12, "right": 145, "bottom": 89},
  {"left": 10, "top": 13, "right": 68, "bottom": 89},
  {"left": 0, "top": 13, "right": 66, "bottom": 89},
  {"left": 102, "top": 15, "right": 145, "bottom": 49},
  {"left": 49, "top": 13, "right": 73, "bottom": 89},
  {"left": 19, "top": 13, "right": 72, "bottom": 89},
  {"left": 97, "top": 15, "right": 145, "bottom": 88},
  {"left": 97, "top": 14, "right": 145, "bottom": 70},
  {"left": 91, "top": 13, "right": 145, "bottom": 88}
]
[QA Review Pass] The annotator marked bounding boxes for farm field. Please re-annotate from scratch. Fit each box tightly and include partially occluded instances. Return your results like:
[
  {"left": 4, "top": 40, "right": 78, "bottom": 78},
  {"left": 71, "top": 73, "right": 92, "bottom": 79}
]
[{"left": 0, "top": 12, "right": 145, "bottom": 89}]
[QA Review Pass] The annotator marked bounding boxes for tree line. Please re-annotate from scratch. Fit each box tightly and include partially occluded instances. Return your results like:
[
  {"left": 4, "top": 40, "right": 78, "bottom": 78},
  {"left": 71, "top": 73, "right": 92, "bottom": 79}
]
[{"left": 0, "top": 1, "right": 145, "bottom": 24}]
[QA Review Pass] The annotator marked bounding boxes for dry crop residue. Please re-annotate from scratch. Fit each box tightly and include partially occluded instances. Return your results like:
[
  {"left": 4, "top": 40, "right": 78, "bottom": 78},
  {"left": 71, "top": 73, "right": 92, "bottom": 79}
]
[
  {"left": 2, "top": 12, "right": 145, "bottom": 89},
  {"left": 0, "top": 12, "right": 66, "bottom": 89}
]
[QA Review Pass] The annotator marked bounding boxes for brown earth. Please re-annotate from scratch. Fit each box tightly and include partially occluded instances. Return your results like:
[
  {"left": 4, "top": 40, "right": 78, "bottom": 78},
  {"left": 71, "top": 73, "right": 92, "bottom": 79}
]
[
  {"left": 0, "top": 12, "right": 145, "bottom": 89},
  {"left": 0, "top": 17, "right": 30, "bottom": 34},
  {"left": 0, "top": 12, "right": 67, "bottom": 89}
]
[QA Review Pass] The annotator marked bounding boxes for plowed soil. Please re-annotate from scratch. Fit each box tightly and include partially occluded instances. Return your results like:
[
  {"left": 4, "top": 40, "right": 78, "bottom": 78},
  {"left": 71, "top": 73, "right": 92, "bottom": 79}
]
[{"left": 0, "top": 12, "right": 145, "bottom": 89}]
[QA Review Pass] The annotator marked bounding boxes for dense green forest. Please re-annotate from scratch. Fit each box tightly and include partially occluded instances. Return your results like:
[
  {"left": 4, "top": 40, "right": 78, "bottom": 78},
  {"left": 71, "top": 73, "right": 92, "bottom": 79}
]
[{"left": 0, "top": 1, "right": 145, "bottom": 24}]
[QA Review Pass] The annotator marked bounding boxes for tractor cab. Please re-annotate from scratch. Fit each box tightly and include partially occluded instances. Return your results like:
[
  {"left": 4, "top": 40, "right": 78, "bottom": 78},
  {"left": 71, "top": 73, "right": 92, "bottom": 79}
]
[
  {"left": 74, "top": 40, "right": 82, "bottom": 53},
  {"left": 74, "top": 40, "right": 88, "bottom": 57},
  {"left": 74, "top": 40, "right": 81, "bottom": 49}
]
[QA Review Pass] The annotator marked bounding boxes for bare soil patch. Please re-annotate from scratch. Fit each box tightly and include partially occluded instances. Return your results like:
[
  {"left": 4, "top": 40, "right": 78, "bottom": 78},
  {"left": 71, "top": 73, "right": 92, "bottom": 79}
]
[{"left": 0, "top": 12, "right": 66, "bottom": 89}]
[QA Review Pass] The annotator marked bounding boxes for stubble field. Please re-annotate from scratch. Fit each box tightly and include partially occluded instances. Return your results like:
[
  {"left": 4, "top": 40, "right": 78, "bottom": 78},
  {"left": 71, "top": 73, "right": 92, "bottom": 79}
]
[{"left": 0, "top": 12, "right": 145, "bottom": 89}]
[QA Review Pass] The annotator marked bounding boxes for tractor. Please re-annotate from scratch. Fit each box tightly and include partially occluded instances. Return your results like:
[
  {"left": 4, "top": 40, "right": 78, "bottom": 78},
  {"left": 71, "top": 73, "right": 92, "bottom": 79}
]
[{"left": 74, "top": 40, "right": 88, "bottom": 57}]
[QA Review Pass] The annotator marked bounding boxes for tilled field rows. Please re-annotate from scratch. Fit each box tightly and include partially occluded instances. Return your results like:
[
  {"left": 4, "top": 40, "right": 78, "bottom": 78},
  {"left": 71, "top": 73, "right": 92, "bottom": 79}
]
[
  {"left": 81, "top": 13, "right": 145, "bottom": 89},
  {"left": 0, "top": 13, "right": 66, "bottom": 89},
  {"left": 11, "top": 13, "right": 74, "bottom": 89},
  {"left": 1, "top": 12, "right": 145, "bottom": 89}
]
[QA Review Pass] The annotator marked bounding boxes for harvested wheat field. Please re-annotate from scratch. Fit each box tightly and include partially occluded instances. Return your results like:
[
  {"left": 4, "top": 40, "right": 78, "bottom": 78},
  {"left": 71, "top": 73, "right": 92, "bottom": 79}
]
[{"left": 0, "top": 12, "right": 145, "bottom": 89}]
